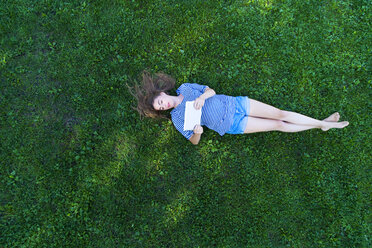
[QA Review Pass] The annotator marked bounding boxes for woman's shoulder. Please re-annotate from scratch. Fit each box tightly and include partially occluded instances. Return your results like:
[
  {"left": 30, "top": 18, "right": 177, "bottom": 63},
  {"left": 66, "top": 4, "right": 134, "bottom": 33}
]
[
  {"left": 176, "top": 83, "right": 190, "bottom": 94},
  {"left": 176, "top": 82, "right": 209, "bottom": 96},
  {"left": 181, "top": 82, "right": 204, "bottom": 87},
  {"left": 177, "top": 83, "right": 191, "bottom": 89},
  {"left": 178, "top": 83, "right": 208, "bottom": 91}
]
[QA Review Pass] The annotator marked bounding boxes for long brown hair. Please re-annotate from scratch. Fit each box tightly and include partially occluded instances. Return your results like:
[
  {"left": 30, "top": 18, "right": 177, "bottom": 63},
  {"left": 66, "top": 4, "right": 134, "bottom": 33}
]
[{"left": 129, "top": 70, "right": 176, "bottom": 119}]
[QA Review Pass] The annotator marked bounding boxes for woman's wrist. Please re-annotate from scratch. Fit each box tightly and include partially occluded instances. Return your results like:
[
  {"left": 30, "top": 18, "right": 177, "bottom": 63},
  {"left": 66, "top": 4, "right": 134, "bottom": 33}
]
[{"left": 199, "top": 93, "right": 207, "bottom": 100}]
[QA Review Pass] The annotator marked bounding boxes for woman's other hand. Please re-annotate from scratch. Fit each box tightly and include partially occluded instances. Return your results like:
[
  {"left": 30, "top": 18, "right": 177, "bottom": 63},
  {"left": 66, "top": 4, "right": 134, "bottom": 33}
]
[
  {"left": 194, "top": 97, "right": 205, "bottom": 110},
  {"left": 193, "top": 124, "right": 203, "bottom": 134}
]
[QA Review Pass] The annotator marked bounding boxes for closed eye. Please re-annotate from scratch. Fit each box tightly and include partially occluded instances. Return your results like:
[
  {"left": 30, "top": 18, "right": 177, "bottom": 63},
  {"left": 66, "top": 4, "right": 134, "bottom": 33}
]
[{"left": 158, "top": 99, "right": 163, "bottom": 110}]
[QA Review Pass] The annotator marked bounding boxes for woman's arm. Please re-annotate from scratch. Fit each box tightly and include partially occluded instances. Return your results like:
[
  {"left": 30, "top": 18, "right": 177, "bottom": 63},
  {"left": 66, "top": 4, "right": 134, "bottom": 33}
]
[
  {"left": 201, "top": 87, "right": 216, "bottom": 99},
  {"left": 194, "top": 87, "right": 216, "bottom": 109},
  {"left": 189, "top": 125, "right": 203, "bottom": 145},
  {"left": 189, "top": 133, "right": 201, "bottom": 145}
]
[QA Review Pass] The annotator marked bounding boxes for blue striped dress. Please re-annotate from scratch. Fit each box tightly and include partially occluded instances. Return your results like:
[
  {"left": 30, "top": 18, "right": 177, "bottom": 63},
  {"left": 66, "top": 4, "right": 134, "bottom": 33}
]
[{"left": 170, "top": 83, "right": 236, "bottom": 140}]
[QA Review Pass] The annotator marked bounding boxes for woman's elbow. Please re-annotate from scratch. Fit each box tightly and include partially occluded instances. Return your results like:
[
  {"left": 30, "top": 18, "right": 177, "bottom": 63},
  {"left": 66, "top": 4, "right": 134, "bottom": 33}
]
[{"left": 208, "top": 88, "right": 216, "bottom": 95}]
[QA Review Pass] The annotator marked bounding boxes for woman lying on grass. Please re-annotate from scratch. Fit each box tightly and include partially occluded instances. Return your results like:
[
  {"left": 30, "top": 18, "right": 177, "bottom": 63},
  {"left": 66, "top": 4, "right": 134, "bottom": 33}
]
[{"left": 131, "top": 71, "right": 349, "bottom": 145}]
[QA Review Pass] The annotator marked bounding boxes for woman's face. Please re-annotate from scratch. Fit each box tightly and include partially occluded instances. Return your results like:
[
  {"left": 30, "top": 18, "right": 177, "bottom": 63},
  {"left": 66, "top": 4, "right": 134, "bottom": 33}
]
[{"left": 153, "top": 92, "right": 174, "bottom": 111}]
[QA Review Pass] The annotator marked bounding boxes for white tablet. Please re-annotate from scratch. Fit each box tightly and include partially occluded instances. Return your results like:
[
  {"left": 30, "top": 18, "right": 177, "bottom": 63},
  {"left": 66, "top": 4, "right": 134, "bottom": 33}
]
[{"left": 183, "top": 101, "right": 202, "bottom": 131}]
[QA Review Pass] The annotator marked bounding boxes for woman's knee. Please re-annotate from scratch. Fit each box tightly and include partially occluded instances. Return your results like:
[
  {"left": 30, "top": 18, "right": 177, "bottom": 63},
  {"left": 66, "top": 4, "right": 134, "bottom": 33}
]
[
  {"left": 265, "top": 107, "right": 287, "bottom": 120},
  {"left": 278, "top": 110, "right": 289, "bottom": 120},
  {"left": 276, "top": 120, "right": 286, "bottom": 131}
]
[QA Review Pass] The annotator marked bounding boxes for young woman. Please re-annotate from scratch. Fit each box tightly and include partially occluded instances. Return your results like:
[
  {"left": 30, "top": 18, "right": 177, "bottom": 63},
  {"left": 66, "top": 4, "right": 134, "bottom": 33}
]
[{"left": 131, "top": 71, "right": 349, "bottom": 145}]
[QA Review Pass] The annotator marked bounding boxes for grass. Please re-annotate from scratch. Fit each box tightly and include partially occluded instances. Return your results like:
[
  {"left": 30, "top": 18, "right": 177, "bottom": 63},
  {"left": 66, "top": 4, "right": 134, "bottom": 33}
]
[{"left": 0, "top": 0, "right": 371, "bottom": 247}]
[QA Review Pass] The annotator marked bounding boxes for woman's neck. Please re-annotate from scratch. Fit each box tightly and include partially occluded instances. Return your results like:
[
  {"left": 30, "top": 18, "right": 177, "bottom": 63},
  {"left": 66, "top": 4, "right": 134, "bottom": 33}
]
[{"left": 174, "top": 94, "right": 184, "bottom": 108}]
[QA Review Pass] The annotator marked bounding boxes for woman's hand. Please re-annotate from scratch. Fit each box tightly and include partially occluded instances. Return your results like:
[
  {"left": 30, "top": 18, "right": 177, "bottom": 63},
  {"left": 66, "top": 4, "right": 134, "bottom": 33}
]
[
  {"left": 193, "top": 87, "right": 215, "bottom": 110},
  {"left": 193, "top": 124, "right": 203, "bottom": 134},
  {"left": 194, "top": 97, "right": 205, "bottom": 110}
]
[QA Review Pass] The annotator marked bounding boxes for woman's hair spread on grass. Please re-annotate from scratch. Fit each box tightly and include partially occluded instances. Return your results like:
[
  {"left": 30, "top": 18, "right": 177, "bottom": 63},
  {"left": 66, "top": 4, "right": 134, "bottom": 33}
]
[{"left": 130, "top": 70, "right": 175, "bottom": 119}]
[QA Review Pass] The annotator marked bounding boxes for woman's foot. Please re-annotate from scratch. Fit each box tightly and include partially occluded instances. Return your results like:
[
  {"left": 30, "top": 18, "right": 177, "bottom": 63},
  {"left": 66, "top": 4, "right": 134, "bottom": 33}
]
[
  {"left": 323, "top": 112, "right": 340, "bottom": 122},
  {"left": 321, "top": 120, "right": 349, "bottom": 131}
]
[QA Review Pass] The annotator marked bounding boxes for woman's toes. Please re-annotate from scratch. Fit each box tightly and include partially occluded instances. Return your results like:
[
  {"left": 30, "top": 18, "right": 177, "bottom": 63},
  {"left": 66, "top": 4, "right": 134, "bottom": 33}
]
[{"left": 334, "top": 112, "right": 340, "bottom": 122}]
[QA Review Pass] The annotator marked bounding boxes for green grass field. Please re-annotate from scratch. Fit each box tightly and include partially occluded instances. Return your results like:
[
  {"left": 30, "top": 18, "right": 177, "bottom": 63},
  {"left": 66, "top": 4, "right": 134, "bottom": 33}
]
[{"left": 1, "top": 0, "right": 371, "bottom": 247}]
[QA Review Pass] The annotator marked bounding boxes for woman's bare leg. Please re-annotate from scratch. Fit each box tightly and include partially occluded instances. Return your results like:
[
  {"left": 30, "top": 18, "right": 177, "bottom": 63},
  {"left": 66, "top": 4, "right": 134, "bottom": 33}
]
[
  {"left": 249, "top": 99, "right": 349, "bottom": 131},
  {"left": 244, "top": 117, "right": 319, "bottom": 133}
]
